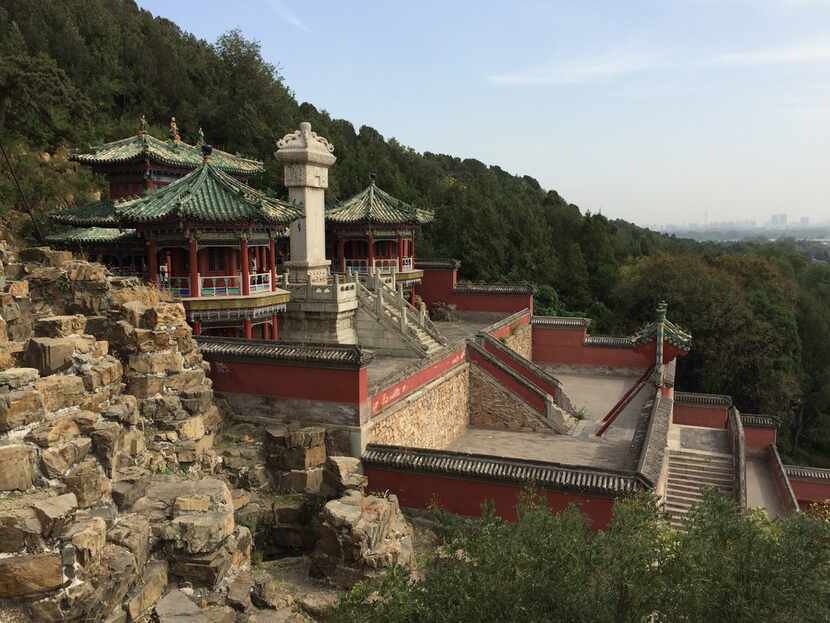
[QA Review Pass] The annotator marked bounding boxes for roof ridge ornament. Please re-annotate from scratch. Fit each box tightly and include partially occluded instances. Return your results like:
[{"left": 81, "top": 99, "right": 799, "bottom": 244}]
[
  {"left": 138, "top": 114, "right": 147, "bottom": 136},
  {"left": 197, "top": 127, "right": 205, "bottom": 146},
  {"left": 170, "top": 117, "right": 181, "bottom": 143}
]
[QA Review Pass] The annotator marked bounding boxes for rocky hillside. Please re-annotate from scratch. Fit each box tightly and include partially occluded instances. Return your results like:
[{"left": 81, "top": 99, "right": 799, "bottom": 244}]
[{"left": 0, "top": 243, "right": 415, "bottom": 622}]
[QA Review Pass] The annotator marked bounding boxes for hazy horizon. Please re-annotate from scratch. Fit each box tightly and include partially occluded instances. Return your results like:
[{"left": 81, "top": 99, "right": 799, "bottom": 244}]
[{"left": 137, "top": 0, "right": 829, "bottom": 228}]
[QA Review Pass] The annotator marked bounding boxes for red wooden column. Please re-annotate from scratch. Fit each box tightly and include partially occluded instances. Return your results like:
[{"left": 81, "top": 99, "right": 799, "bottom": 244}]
[
  {"left": 147, "top": 240, "right": 159, "bottom": 284},
  {"left": 240, "top": 238, "right": 251, "bottom": 295},
  {"left": 243, "top": 319, "right": 253, "bottom": 339},
  {"left": 165, "top": 251, "right": 173, "bottom": 283},
  {"left": 410, "top": 234, "right": 416, "bottom": 264},
  {"left": 188, "top": 237, "right": 200, "bottom": 297},
  {"left": 397, "top": 235, "right": 403, "bottom": 271},
  {"left": 367, "top": 233, "right": 375, "bottom": 273},
  {"left": 269, "top": 239, "right": 277, "bottom": 291},
  {"left": 271, "top": 315, "right": 279, "bottom": 340},
  {"left": 192, "top": 320, "right": 202, "bottom": 336},
  {"left": 338, "top": 238, "right": 346, "bottom": 273}
]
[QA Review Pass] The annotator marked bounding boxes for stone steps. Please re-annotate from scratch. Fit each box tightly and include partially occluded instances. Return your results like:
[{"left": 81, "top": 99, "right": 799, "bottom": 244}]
[
  {"left": 362, "top": 291, "right": 443, "bottom": 356},
  {"left": 664, "top": 449, "right": 734, "bottom": 528}
]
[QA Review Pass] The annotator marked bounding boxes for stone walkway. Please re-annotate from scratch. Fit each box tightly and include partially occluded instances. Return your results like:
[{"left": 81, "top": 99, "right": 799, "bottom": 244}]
[{"left": 746, "top": 455, "right": 786, "bottom": 519}]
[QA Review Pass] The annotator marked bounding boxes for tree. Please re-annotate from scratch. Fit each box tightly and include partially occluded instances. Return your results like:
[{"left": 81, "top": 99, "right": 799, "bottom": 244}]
[{"left": 330, "top": 492, "right": 830, "bottom": 623}]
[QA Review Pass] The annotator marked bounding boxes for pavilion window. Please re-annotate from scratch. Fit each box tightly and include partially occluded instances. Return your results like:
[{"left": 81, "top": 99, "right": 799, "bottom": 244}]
[{"left": 207, "top": 247, "right": 226, "bottom": 272}]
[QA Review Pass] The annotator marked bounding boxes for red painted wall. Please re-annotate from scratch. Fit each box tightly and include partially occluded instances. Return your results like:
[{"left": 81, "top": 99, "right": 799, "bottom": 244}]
[
  {"left": 415, "top": 268, "right": 532, "bottom": 314},
  {"left": 532, "top": 325, "right": 653, "bottom": 369},
  {"left": 416, "top": 268, "right": 457, "bottom": 305},
  {"left": 208, "top": 359, "right": 367, "bottom": 406},
  {"left": 365, "top": 467, "right": 616, "bottom": 529},
  {"left": 672, "top": 404, "right": 729, "bottom": 429},
  {"left": 788, "top": 478, "right": 830, "bottom": 507},
  {"left": 744, "top": 426, "right": 777, "bottom": 450},
  {"left": 449, "top": 292, "right": 533, "bottom": 314},
  {"left": 468, "top": 346, "right": 546, "bottom": 413},
  {"left": 370, "top": 347, "right": 466, "bottom": 416},
  {"left": 484, "top": 311, "right": 531, "bottom": 340},
  {"left": 480, "top": 338, "right": 559, "bottom": 402}
]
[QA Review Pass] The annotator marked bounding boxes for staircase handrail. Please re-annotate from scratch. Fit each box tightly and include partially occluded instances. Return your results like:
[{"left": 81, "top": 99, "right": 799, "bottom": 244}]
[
  {"left": 355, "top": 277, "right": 430, "bottom": 356},
  {"left": 374, "top": 276, "right": 447, "bottom": 345}
]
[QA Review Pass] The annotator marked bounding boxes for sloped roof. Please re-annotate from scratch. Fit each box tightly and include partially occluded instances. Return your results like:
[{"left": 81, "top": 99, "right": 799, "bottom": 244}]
[
  {"left": 327, "top": 181, "right": 433, "bottom": 225},
  {"left": 71, "top": 133, "right": 263, "bottom": 175},
  {"left": 116, "top": 163, "right": 301, "bottom": 226},
  {"left": 52, "top": 200, "right": 118, "bottom": 227},
  {"left": 45, "top": 226, "right": 138, "bottom": 244},
  {"left": 632, "top": 317, "right": 692, "bottom": 351}
]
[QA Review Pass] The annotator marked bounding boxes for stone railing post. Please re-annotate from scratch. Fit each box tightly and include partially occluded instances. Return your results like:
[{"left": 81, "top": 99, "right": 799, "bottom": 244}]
[
  {"left": 419, "top": 301, "right": 427, "bottom": 327},
  {"left": 399, "top": 294, "right": 407, "bottom": 331},
  {"left": 376, "top": 275, "right": 384, "bottom": 316}
]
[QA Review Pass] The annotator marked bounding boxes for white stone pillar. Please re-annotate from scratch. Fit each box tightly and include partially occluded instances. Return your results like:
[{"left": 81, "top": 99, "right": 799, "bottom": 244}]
[{"left": 275, "top": 122, "right": 336, "bottom": 285}]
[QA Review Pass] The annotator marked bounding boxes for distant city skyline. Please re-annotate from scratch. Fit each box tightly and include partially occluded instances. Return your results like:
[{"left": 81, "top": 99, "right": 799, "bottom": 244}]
[{"left": 137, "top": 0, "right": 830, "bottom": 228}]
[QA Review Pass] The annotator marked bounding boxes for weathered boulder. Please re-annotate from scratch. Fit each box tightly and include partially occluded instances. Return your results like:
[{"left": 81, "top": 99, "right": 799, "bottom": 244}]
[
  {"left": 322, "top": 456, "right": 367, "bottom": 497},
  {"left": 107, "top": 513, "right": 152, "bottom": 570},
  {"left": 0, "top": 552, "right": 63, "bottom": 598},
  {"left": 125, "top": 560, "right": 168, "bottom": 621},
  {"left": 128, "top": 350, "right": 184, "bottom": 375},
  {"left": 26, "top": 411, "right": 82, "bottom": 447},
  {"left": 31, "top": 493, "right": 78, "bottom": 538},
  {"left": 171, "top": 511, "right": 235, "bottom": 554},
  {"left": 0, "top": 366, "right": 38, "bottom": 390},
  {"left": 41, "top": 437, "right": 92, "bottom": 478},
  {"left": 33, "top": 374, "right": 85, "bottom": 411},
  {"left": 77, "top": 354, "right": 123, "bottom": 391},
  {"left": 227, "top": 570, "right": 253, "bottom": 611},
  {"left": 311, "top": 491, "right": 415, "bottom": 588},
  {"left": 18, "top": 247, "right": 72, "bottom": 267},
  {"left": 0, "top": 444, "right": 36, "bottom": 490},
  {"left": 0, "top": 504, "right": 43, "bottom": 552},
  {"left": 34, "top": 314, "right": 87, "bottom": 337},
  {"left": 274, "top": 468, "right": 323, "bottom": 495},
  {"left": 111, "top": 467, "right": 150, "bottom": 511},
  {"left": 64, "top": 458, "right": 104, "bottom": 507},
  {"left": 155, "top": 589, "right": 208, "bottom": 623},
  {"left": 93, "top": 544, "right": 138, "bottom": 617},
  {"left": 63, "top": 516, "right": 107, "bottom": 568},
  {"left": 0, "top": 386, "right": 45, "bottom": 432}
]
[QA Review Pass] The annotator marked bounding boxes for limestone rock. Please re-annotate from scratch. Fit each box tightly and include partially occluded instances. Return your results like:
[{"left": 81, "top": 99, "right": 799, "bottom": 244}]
[
  {"left": 94, "top": 544, "right": 138, "bottom": 617},
  {"left": 226, "top": 569, "right": 253, "bottom": 611},
  {"left": 0, "top": 444, "right": 36, "bottom": 491},
  {"left": 33, "top": 374, "right": 85, "bottom": 411},
  {"left": 0, "top": 504, "right": 43, "bottom": 552},
  {"left": 0, "top": 386, "right": 45, "bottom": 432},
  {"left": 25, "top": 337, "right": 77, "bottom": 375},
  {"left": 64, "top": 458, "right": 104, "bottom": 507},
  {"left": 155, "top": 589, "right": 208, "bottom": 623},
  {"left": 0, "top": 366, "right": 38, "bottom": 390},
  {"left": 111, "top": 468, "right": 150, "bottom": 511},
  {"left": 26, "top": 411, "right": 82, "bottom": 447},
  {"left": 172, "top": 511, "right": 235, "bottom": 554},
  {"left": 311, "top": 491, "right": 415, "bottom": 588},
  {"left": 126, "top": 560, "right": 168, "bottom": 621},
  {"left": 63, "top": 516, "right": 107, "bottom": 568},
  {"left": 0, "top": 553, "right": 63, "bottom": 598},
  {"left": 31, "top": 493, "right": 78, "bottom": 538},
  {"left": 274, "top": 468, "right": 323, "bottom": 495},
  {"left": 322, "top": 456, "right": 366, "bottom": 497},
  {"left": 41, "top": 437, "right": 92, "bottom": 478},
  {"left": 34, "top": 315, "right": 87, "bottom": 337},
  {"left": 107, "top": 513, "right": 152, "bottom": 570}
]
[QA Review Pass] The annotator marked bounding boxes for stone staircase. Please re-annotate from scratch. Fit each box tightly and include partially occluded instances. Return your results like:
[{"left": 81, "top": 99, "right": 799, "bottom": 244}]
[
  {"left": 665, "top": 449, "right": 734, "bottom": 528},
  {"left": 356, "top": 276, "right": 445, "bottom": 357}
]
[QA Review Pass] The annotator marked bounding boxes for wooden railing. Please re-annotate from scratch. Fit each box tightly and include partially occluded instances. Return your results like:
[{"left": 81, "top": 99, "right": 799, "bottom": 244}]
[
  {"left": 250, "top": 272, "right": 271, "bottom": 292},
  {"left": 160, "top": 275, "right": 192, "bottom": 297}
]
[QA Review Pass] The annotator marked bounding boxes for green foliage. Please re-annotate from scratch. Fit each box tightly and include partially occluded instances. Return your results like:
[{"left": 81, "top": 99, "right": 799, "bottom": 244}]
[{"left": 331, "top": 492, "right": 830, "bottom": 623}]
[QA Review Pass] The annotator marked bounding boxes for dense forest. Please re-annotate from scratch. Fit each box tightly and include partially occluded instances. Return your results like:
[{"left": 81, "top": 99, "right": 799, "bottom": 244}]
[{"left": 0, "top": 0, "right": 828, "bottom": 464}]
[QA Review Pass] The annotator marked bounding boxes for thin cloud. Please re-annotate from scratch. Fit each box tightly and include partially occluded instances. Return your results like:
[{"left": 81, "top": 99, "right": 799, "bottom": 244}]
[
  {"left": 488, "top": 52, "right": 660, "bottom": 86},
  {"left": 265, "top": 0, "right": 310, "bottom": 33},
  {"left": 714, "top": 41, "right": 830, "bottom": 65}
]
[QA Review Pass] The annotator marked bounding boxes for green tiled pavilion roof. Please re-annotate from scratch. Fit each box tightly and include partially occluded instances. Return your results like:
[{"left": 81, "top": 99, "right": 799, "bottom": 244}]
[
  {"left": 52, "top": 200, "right": 118, "bottom": 227},
  {"left": 71, "top": 133, "right": 263, "bottom": 175},
  {"left": 115, "top": 163, "right": 301, "bottom": 225},
  {"left": 326, "top": 181, "right": 434, "bottom": 225},
  {"left": 632, "top": 316, "right": 692, "bottom": 351},
  {"left": 45, "top": 226, "right": 138, "bottom": 244}
]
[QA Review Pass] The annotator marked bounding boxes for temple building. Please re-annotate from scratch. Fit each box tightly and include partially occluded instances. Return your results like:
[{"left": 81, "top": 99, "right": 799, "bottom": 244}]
[{"left": 327, "top": 178, "right": 432, "bottom": 301}]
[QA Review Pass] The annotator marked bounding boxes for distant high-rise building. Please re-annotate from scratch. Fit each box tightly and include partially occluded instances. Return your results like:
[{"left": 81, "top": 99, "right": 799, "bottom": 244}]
[
  {"left": 800, "top": 217, "right": 810, "bottom": 226},
  {"left": 770, "top": 214, "right": 788, "bottom": 227}
]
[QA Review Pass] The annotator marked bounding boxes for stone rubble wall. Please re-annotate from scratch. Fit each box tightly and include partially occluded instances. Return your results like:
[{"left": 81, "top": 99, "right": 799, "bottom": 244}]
[
  {"left": 367, "top": 364, "right": 469, "bottom": 449},
  {"left": 0, "top": 245, "right": 254, "bottom": 622},
  {"left": 468, "top": 364, "right": 552, "bottom": 432},
  {"left": 501, "top": 321, "right": 532, "bottom": 360}
]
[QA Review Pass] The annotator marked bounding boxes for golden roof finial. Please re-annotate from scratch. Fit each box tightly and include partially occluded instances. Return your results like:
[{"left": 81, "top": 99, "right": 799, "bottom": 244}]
[{"left": 138, "top": 114, "right": 147, "bottom": 136}]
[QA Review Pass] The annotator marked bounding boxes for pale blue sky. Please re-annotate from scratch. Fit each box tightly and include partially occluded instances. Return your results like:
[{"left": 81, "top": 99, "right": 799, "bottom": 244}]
[{"left": 137, "top": 0, "right": 830, "bottom": 227}]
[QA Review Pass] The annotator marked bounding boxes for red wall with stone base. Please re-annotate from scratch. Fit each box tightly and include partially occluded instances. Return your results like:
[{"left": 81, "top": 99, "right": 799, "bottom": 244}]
[
  {"left": 787, "top": 478, "right": 830, "bottom": 509},
  {"left": 672, "top": 404, "right": 729, "bottom": 429},
  {"left": 209, "top": 360, "right": 367, "bottom": 410},
  {"left": 415, "top": 268, "right": 532, "bottom": 314},
  {"left": 365, "top": 468, "right": 616, "bottom": 530},
  {"left": 532, "top": 324, "right": 668, "bottom": 369}
]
